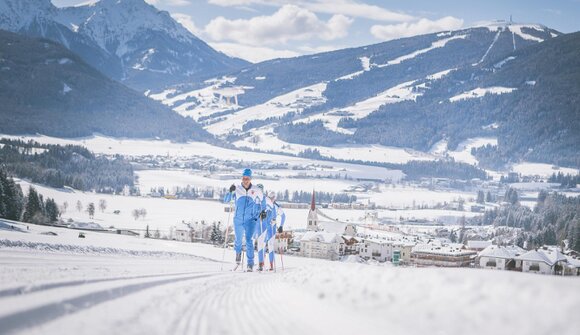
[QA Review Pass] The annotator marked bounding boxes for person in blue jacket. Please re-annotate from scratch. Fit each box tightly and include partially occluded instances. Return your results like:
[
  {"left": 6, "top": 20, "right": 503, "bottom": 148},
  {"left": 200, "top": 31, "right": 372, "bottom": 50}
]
[
  {"left": 224, "top": 168, "right": 266, "bottom": 271},
  {"left": 265, "top": 191, "right": 286, "bottom": 271}
]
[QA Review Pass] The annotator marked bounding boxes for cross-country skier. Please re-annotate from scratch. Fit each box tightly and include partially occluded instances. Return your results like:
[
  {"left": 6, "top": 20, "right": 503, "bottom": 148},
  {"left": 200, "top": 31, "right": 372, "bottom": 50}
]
[
  {"left": 264, "top": 191, "right": 286, "bottom": 271},
  {"left": 224, "top": 169, "right": 266, "bottom": 271},
  {"left": 255, "top": 184, "right": 270, "bottom": 271}
]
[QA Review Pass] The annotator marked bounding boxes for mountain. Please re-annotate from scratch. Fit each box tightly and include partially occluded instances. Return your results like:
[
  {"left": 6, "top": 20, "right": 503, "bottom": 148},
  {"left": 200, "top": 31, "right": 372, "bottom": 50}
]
[
  {"left": 0, "top": 0, "right": 248, "bottom": 92},
  {"left": 151, "top": 21, "right": 577, "bottom": 167},
  {"left": 0, "top": 29, "right": 209, "bottom": 141}
]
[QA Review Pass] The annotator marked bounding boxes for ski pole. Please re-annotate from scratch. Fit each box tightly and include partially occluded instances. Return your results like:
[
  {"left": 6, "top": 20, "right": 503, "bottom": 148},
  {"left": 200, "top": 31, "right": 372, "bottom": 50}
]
[
  {"left": 272, "top": 223, "right": 277, "bottom": 273},
  {"left": 279, "top": 232, "right": 285, "bottom": 272},
  {"left": 220, "top": 200, "right": 234, "bottom": 271},
  {"left": 241, "top": 249, "right": 245, "bottom": 272}
]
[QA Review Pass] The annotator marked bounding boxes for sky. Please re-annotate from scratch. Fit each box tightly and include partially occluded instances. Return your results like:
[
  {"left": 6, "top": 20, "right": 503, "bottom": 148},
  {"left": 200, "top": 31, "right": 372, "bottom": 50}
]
[{"left": 52, "top": 0, "right": 580, "bottom": 63}]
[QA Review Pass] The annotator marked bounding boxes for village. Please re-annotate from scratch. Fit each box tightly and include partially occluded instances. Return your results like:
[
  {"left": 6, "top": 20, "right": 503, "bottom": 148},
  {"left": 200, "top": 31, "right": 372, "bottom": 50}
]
[{"left": 54, "top": 189, "right": 580, "bottom": 278}]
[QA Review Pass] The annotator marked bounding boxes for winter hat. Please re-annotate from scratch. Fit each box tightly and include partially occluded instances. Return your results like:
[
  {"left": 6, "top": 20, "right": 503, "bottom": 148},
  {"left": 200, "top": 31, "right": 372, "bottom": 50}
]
[{"left": 242, "top": 168, "right": 252, "bottom": 178}]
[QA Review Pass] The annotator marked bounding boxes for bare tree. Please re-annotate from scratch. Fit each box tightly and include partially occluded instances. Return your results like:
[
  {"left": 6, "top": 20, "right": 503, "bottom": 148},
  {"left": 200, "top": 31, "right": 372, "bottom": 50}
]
[
  {"left": 99, "top": 199, "right": 107, "bottom": 213},
  {"left": 76, "top": 200, "right": 83, "bottom": 213}
]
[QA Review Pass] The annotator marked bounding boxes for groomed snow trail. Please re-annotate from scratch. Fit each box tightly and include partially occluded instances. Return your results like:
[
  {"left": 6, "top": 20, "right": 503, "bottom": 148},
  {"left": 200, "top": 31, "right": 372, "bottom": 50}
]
[
  {"left": 0, "top": 250, "right": 376, "bottom": 335},
  {"left": 1, "top": 233, "right": 579, "bottom": 335}
]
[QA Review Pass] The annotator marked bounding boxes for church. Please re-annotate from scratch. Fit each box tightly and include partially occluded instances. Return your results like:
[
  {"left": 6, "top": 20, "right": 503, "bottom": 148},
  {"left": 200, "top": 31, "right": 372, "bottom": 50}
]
[{"left": 299, "top": 191, "right": 358, "bottom": 260}]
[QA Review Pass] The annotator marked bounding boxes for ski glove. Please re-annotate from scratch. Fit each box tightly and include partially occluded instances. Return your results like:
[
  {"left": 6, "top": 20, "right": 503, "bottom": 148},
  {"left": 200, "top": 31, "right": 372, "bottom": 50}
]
[
  {"left": 277, "top": 226, "right": 283, "bottom": 233},
  {"left": 229, "top": 184, "right": 236, "bottom": 192},
  {"left": 260, "top": 210, "right": 267, "bottom": 220}
]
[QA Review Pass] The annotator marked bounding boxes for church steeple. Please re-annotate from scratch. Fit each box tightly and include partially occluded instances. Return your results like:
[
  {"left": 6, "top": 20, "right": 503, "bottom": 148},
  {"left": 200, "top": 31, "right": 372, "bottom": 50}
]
[{"left": 307, "top": 189, "right": 319, "bottom": 231}]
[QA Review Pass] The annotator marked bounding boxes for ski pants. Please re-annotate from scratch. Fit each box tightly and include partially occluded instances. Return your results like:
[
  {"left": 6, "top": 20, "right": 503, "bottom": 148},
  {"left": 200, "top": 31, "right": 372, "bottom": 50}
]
[
  {"left": 256, "top": 218, "right": 269, "bottom": 264},
  {"left": 234, "top": 218, "right": 256, "bottom": 267}
]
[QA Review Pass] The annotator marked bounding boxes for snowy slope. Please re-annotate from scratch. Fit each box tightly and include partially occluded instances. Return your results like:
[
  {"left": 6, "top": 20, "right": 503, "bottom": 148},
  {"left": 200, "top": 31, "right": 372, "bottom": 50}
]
[{"left": 1, "top": 222, "right": 579, "bottom": 335}]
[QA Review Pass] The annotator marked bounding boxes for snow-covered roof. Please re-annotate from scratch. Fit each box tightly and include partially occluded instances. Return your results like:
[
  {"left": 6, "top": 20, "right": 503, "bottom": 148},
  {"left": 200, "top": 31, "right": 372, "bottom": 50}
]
[
  {"left": 412, "top": 243, "right": 477, "bottom": 256},
  {"left": 300, "top": 231, "right": 341, "bottom": 244},
  {"left": 319, "top": 221, "right": 347, "bottom": 234},
  {"left": 467, "top": 240, "right": 492, "bottom": 249},
  {"left": 479, "top": 245, "right": 524, "bottom": 259},
  {"left": 565, "top": 256, "right": 580, "bottom": 268},
  {"left": 516, "top": 248, "right": 568, "bottom": 266},
  {"left": 393, "top": 241, "right": 416, "bottom": 248}
]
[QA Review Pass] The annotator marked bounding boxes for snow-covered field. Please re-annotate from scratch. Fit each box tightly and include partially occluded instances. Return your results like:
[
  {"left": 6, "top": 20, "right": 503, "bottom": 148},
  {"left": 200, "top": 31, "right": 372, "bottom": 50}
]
[{"left": 1, "top": 221, "right": 579, "bottom": 335}]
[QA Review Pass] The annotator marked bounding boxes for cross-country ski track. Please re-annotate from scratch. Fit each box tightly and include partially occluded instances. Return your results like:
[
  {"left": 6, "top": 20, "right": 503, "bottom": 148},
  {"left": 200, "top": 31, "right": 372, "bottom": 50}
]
[{"left": 1, "top": 223, "right": 579, "bottom": 335}]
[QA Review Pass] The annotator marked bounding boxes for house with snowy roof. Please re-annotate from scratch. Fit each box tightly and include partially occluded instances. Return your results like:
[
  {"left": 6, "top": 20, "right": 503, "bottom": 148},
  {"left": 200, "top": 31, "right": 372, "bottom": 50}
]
[
  {"left": 299, "top": 231, "right": 344, "bottom": 261},
  {"left": 515, "top": 247, "right": 568, "bottom": 275},
  {"left": 411, "top": 241, "right": 477, "bottom": 267},
  {"left": 358, "top": 238, "right": 393, "bottom": 262},
  {"left": 477, "top": 245, "right": 525, "bottom": 270},
  {"left": 564, "top": 256, "right": 580, "bottom": 276}
]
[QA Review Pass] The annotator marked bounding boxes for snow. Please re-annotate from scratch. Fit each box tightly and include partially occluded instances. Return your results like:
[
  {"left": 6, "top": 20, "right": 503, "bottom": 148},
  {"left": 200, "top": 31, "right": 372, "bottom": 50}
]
[
  {"left": 149, "top": 76, "right": 240, "bottom": 121},
  {"left": 234, "top": 127, "right": 433, "bottom": 164},
  {"left": 447, "top": 137, "right": 498, "bottom": 165},
  {"left": 475, "top": 29, "right": 502, "bottom": 65},
  {"left": 494, "top": 56, "right": 516, "bottom": 69},
  {"left": 295, "top": 80, "right": 421, "bottom": 134},
  {"left": 58, "top": 58, "right": 72, "bottom": 65},
  {"left": 509, "top": 25, "right": 545, "bottom": 42},
  {"left": 449, "top": 87, "right": 517, "bottom": 102},
  {"left": 1, "top": 221, "right": 579, "bottom": 335},
  {"left": 62, "top": 83, "right": 72, "bottom": 95},
  {"left": 478, "top": 22, "right": 546, "bottom": 42},
  {"left": 426, "top": 68, "right": 455, "bottom": 80},
  {"left": 511, "top": 163, "right": 579, "bottom": 178},
  {"left": 376, "top": 34, "right": 468, "bottom": 68},
  {"left": 206, "top": 82, "right": 327, "bottom": 135},
  {"left": 479, "top": 244, "right": 525, "bottom": 259},
  {"left": 335, "top": 56, "right": 372, "bottom": 81}
]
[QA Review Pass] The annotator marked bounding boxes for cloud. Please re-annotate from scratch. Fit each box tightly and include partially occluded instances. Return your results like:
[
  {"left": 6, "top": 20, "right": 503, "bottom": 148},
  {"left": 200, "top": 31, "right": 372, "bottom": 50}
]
[
  {"left": 370, "top": 16, "right": 464, "bottom": 41},
  {"left": 209, "top": 42, "right": 300, "bottom": 62},
  {"left": 170, "top": 13, "right": 200, "bottom": 35},
  {"left": 205, "top": 4, "right": 353, "bottom": 45},
  {"left": 208, "top": 0, "right": 413, "bottom": 22},
  {"left": 146, "top": 0, "right": 192, "bottom": 6}
]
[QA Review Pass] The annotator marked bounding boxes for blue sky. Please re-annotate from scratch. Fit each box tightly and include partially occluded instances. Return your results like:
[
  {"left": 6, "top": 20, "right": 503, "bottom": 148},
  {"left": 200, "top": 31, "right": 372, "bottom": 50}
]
[{"left": 52, "top": 0, "right": 580, "bottom": 62}]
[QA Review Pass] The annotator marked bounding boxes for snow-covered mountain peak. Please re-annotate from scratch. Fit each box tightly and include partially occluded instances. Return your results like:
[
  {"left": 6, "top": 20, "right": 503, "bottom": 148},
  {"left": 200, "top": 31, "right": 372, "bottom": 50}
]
[{"left": 56, "top": 0, "right": 194, "bottom": 57}]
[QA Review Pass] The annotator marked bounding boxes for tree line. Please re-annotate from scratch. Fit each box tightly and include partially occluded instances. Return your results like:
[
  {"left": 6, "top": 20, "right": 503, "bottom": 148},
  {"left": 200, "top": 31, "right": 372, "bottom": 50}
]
[
  {"left": 471, "top": 189, "right": 580, "bottom": 252},
  {"left": 0, "top": 169, "right": 60, "bottom": 224},
  {"left": 0, "top": 138, "right": 135, "bottom": 193}
]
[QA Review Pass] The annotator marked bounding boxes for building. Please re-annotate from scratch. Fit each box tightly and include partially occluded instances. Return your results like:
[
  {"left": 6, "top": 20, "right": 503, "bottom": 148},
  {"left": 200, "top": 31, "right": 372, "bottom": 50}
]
[
  {"left": 342, "top": 236, "right": 360, "bottom": 255},
  {"left": 299, "top": 231, "right": 344, "bottom": 260},
  {"left": 412, "top": 242, "right": 477, "bottom": 267},
  {"left": 393, "top": 241, "right": 415, "bottom": 264},
  {"left": 477, "top": 245, "right": 525, "bottom": 270},
  {"left": 306, "top": 192, "right": 319, "bottom": 231},
  {"left": 275, "top": 231, "right": 293, "bottom": 252},
  {"left": 515, "top": 247, "right": 568, "bottom": 275},
  {"left": 564, "top": 256, "right": 580, "bottom": 276},
  {"left": 358, "top": 239, "right": 393, "bottom": 262},
  {"left": 173, "top": 228, "right": 193, "bottom": 242}
]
